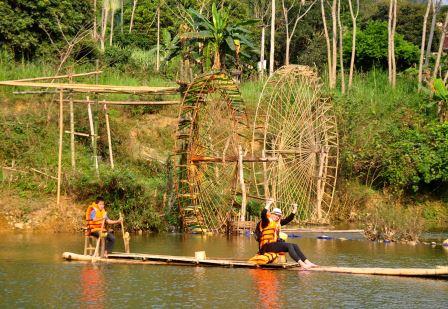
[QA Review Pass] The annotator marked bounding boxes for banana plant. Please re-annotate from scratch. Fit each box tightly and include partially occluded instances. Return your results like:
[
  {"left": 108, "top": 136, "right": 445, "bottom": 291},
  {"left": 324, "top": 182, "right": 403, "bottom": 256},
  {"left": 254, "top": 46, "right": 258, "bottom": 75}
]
[
  {"left": 431, "top": 79, "right": 448, "bottom": 122},
  {"left": 183, "top": 3, "right": 258, "bottom": 70}
]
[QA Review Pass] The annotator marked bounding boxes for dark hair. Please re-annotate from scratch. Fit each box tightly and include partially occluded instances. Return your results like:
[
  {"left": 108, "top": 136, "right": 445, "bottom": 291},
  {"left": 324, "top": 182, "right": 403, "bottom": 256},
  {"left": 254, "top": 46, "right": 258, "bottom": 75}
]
[{"left": 95, "top": 196, "right": 105, "bottom": 203}]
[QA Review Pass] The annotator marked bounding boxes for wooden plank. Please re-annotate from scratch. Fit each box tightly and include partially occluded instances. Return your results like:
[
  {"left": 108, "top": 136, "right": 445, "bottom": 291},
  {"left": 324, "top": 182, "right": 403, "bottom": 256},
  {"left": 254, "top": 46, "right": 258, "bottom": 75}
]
[
  {"left": 0, "top": 81, "right": 179, "bottom": 94},
  {"left": 56, "top": 90, "right": 64, "bottom": 206},
  {"left": 282, "top": 228, "right": 364, "bottom": 233}
]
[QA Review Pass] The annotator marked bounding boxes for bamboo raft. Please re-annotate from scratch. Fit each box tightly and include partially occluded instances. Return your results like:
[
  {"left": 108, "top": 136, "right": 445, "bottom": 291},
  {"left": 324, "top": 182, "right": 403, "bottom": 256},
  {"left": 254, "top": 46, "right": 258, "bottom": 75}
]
[{"left": 62, "top": 252, "right": 448, "bottom": 279}]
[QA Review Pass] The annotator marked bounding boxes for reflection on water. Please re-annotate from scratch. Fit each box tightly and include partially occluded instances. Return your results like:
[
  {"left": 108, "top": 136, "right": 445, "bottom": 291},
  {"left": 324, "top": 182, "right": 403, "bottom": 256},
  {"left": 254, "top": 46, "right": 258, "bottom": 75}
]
[
  {"left": 81, "top": 265, "right": 105, "bottom": 308},
  {"left": 0, "top": 232, "right": 447, "bottom": 308}
]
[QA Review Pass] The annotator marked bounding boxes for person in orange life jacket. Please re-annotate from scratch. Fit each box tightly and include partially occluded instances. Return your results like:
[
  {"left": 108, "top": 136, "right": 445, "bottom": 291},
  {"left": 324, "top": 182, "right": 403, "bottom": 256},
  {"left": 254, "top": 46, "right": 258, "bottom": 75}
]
[
  {"left": 259, "top": 199, "right": 317, "bottom": 269},
  {"left": 87, "top": 196, "right": 123, "bottom": 256}
]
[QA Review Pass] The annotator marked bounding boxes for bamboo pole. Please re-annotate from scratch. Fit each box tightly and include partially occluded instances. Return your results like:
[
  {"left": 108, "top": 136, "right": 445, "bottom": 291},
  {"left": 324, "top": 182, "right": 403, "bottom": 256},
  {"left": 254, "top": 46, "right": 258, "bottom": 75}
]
[
  {"left": 119, "top": 212, "right": 130, "bottom": 253},
  {"left": 60, "top": 99, "right": 180, "bottom": 105},
  {"left": 418, "top": 0, "right": 432, "bottom": 91},
  {"left": 103, "top": 103, "right": 114, "bottom": 169},
  {"left": 69, "top": 75, "right": 75, "bottom": 169},
  {"left": 87, "top": 98, "right": 99, "bottom": 175},
  {"left": 156, "top": 5, "right": 160, "bottom": 72},
  {"left": 238, "top": 146, "right": 247, "bottom": 221},
  {"left": 14, "top": 71, "right": 102, "bottom": 82},
  {"left": 57, "top": 90, "right": 64, "bottom": 206}
]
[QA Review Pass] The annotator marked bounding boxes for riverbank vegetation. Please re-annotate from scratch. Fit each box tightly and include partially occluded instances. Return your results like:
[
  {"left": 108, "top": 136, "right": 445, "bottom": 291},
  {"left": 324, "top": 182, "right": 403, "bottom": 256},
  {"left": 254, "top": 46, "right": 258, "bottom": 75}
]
[{"left": 0, "top": 0, "right": 447, "bottom": 238}]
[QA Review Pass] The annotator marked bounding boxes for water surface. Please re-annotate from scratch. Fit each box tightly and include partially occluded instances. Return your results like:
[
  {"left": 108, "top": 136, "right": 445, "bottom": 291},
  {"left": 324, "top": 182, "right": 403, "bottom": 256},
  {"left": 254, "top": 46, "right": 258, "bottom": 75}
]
[{"left": 0, "top": 232, "right": 447, "bottom": 308}]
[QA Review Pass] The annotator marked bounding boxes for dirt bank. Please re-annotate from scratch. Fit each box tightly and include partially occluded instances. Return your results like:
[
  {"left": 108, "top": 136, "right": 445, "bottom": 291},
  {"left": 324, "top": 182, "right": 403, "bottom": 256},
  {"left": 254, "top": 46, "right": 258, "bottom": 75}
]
[{"left": 0, "top": 191, "right": 84, "bottom": 232}]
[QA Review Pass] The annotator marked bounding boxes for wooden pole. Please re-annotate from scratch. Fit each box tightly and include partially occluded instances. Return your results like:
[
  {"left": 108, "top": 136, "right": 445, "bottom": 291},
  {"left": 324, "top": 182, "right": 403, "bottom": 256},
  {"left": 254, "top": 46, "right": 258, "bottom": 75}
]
[
  {"left": 87, "top": 97, "right": 99, "bottom": 175},
  {"left": 119, "top": 212, "right": 130, "bottom": 253},
  {"left": 103, "top": 103, "right": 114, "bottom": 169},
  {"left": 57, "top": 90, "right": 64, "bottom": 206},
  {"left": 69, "top": 75, "right": 75, "bottom": 169},
  {"left": 238, "top": 146, "right": 247, "bottom": 221}
]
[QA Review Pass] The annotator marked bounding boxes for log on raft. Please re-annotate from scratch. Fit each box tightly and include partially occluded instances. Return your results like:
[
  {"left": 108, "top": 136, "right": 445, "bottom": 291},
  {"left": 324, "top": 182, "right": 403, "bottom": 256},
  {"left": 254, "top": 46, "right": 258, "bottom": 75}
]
[{"left": 62, "top": 252, "right": 448, "bottom": 279}]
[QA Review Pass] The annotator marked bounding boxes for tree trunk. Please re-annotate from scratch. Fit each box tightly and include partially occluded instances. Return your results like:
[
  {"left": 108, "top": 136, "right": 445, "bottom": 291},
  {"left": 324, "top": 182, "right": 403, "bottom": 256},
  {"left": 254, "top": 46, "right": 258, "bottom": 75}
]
[
  {"left": 213, "top": 48, "right": 221, "bottom": 70},
  {"left": 121, "top": 0, "right": 124, "bottom": 34},
  {"left": 156, "top": 6, "right": 160, "bottom": 72},
  {"left": 337, "top": 0, "right": 345, "bottom": 94},
  {"left": 348, "top": 0, "right": 358, "bottom": 88},
  {"left": 282, "top": 0, "right": 290, "bottom": 65},
  {"left": 100, "top": 5, "right": 109, "bottom": 51},
  {"left": 93, "top": 0, "right": 97, "bottom": 41},
  {"left": 260, "top": 25, "right": 266, "bottom": 78},
  {"left": 432, "top": 12, "right": 448, "bottom": 80},
  {"left": 109, "top": 9, "right": 115, "bottom": 46},
  {"left": 425, "top": 0, "right": 440, "bottom": 66},
  {"left": 269, "top": 0, "right": 276, "bottom": 76},
  {"left": 331, "top": 0, "right": 337, "bottom": 89},
  {"left": 129, "top": 0, "right": 138, "bottom": 33},
  {"left": 321, "top": 0, "right": 333, "bottom": 87},
  {"left": 391, "top": 0, "right": 397, "bottom": 87},
  {"left": 388, "top": 0, "right": 392, "bottom": 84},
  {"left": 418, "top": 0, "right": 432, "bottom": 91}
]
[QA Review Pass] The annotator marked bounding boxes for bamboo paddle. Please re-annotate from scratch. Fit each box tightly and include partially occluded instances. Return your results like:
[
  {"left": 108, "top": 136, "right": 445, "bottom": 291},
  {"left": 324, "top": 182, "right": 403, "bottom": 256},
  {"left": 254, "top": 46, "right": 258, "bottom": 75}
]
[{"left": 119, "top": 211, "right": 130, "bottom": 253}]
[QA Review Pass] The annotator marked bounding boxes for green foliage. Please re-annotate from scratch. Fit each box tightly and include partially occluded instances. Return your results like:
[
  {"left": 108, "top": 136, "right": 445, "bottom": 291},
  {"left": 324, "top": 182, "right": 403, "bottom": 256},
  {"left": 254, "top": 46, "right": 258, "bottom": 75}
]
[
  {"left": 69, "top": 166, "right": 164, "bottom": 231},
  {"left": 0, "top": 0, "right": 92, "bottom": 59},
  {"left": 344, "top": 21, "right": 419, "bottom": 70}
]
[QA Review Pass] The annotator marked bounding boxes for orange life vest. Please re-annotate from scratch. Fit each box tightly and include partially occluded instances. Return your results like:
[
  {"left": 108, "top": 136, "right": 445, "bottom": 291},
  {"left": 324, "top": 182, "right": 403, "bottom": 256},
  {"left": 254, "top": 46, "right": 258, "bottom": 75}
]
[
  {"left": 259, "top": 218, "right": 280, "bottom": 249},
  {"left": 85, "top": 203, "right": 106, "bottom": 234}
]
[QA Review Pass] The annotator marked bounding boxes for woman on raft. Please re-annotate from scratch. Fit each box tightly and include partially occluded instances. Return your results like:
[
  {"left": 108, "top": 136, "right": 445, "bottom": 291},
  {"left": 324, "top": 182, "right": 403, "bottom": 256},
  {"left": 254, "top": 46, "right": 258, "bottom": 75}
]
[{"left": 258, "top": 199, "right": 318, "bottom": 269}]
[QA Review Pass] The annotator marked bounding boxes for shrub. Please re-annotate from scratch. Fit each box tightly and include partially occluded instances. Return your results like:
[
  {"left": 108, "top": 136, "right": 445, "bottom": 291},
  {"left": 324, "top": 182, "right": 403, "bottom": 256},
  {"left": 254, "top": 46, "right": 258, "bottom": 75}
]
[{"left": 363, "top": 203, "right": 424, "bottom": 242}]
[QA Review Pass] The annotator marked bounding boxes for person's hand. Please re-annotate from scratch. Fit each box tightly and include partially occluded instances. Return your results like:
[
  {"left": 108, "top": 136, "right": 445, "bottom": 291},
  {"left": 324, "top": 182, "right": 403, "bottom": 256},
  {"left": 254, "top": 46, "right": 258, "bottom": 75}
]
[
  {"left": 292, "top": 203, "right": 298, "bottom": 214},
  {"left": 265, "top": 198, "right": 274, "bottom": 209}
]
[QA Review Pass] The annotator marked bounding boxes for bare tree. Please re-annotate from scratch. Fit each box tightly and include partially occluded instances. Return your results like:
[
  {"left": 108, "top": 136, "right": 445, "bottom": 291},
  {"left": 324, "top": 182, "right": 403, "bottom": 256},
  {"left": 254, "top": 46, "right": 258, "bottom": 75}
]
[
  {"left": 129, "top": 0, "right": 138, "bottom": 33},
  {"left": 418, "top": 0, "right": 432, "bottom": 91},
  {"left": 347, "top": 0, "right": 359, "bottom": 88},
  {"left": 156, "top": 5, "right": 161, "bottom": 72},
  {"left": 337, "top": 0, "right": 345, "bottom": 93},
  {"left": 109, "top": 0, "right": 120, "bottom": 46},
  {"left": 253, "top": 0, "right": 270, "bottom": 78},
  {"left": 281, "top": 0, "right": 317, "bottom": 65},
  {"left": 321, "top": 0, "right": 333, "bottom": 87},
  {"left": 331, "top": 0, "right": 337, "bottom": 88},
  {"left": 93, "top": 0, "right": 98, "bottom": 41},
  {"left": 425, "top": 0, "right": 442, "bottom": 66},
  {"left": 388, "top": 0, "right": 397, "bottom": 87},
  {"left": 269, "top": 0, "right": 276, "bottom": 76},
  {"left": 100, "top": 2, "right": 110, "bottom": 51},
  {"left": 432, "top": 12, "right": 448, "bottom": 80}
]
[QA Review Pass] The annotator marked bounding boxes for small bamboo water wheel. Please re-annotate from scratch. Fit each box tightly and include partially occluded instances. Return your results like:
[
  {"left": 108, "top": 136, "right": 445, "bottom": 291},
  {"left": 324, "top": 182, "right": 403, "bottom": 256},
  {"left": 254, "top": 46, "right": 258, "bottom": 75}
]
[
  {"left": 173, "top": 72, "right": 249, "bottom": 233},
  {"left": 251, "top": 65, "right": 339, "bottom": 223}
]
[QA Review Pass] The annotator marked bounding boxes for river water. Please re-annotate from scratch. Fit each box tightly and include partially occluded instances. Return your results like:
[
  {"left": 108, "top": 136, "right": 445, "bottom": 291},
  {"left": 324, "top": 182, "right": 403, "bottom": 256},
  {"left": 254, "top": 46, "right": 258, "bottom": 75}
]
[{"left": 0, "top": 232, "right": 447, "bottom": 308}]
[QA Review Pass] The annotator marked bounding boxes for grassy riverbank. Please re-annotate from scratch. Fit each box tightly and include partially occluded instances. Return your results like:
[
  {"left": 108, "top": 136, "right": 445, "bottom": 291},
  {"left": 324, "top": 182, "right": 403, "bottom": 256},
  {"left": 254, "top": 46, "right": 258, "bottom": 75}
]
[{"left": 0, "top": 61, "right": 447, "bottom": 236}]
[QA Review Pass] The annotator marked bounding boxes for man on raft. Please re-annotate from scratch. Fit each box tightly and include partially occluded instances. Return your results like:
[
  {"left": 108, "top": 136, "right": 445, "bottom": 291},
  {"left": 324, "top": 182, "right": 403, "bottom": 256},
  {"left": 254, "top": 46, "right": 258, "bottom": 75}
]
[
  {"left": 86, "top": 196, "right": 123, "bottom": 257},
  {"left": 257, "top": 199, "right": 317, "bottom": 269}
]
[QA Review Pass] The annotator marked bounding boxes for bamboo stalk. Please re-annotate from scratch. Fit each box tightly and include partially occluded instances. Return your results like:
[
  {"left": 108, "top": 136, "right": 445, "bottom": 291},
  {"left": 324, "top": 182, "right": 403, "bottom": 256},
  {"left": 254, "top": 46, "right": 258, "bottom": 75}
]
[
  {"left": 103, "top": 104, "right": 114, "bottom": 169},
  {"left": 119, "top": 212, "right": 130, "bottom": 253},
  {"left": 87, "top": 99, "right": 99, "bottom": 175},
  {"left": 57, "top": 90, "right": 64, "bottom": 206},
  {"left": 69, "top": 75, "right": 75, "bottom": 169},
  {"left": 64, "top": 130, "right": 92, "bottom": 137},
  {"left": 14, "top": 71, "right": 102, "bottom": 82}
]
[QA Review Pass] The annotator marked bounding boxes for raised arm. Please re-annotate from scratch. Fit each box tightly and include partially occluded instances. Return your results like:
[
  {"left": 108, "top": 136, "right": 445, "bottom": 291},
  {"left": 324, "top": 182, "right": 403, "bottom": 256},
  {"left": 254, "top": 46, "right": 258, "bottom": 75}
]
[
  {"left": 280, "top": 203, "right": 298, "bottom": 226},
  {"left": 261, "top": 198, "right": 274, "bottom": 228}
]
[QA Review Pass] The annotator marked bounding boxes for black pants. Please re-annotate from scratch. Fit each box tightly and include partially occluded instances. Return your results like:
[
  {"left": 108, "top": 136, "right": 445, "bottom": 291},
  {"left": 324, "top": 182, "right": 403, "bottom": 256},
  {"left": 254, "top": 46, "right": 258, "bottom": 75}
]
[
  {"left": 91, "top": 231, "right": 115, "bottom": 253},
  {"left": 261, "top": 241, "right": 307, "bottom": 263}
]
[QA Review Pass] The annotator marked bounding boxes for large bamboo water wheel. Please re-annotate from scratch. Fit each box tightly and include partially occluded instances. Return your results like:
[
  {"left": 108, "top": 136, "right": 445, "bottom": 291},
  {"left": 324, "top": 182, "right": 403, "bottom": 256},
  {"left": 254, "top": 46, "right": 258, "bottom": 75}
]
[
  {"left": 173, "top": 72, "right": 248, "bottom": 233},
  {"left": 251, "top": 65, "right": 339, "bottom": 224}
]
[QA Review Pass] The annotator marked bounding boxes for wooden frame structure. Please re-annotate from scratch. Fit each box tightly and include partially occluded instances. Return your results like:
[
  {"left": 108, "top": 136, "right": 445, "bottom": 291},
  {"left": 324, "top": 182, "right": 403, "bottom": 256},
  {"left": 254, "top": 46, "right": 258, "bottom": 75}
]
[
  {"left": 173, "top": 66, "right": 339, "bottom": 234},
  {"left": 0, "top": 71, "right": 180, "bottom": 205}
]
